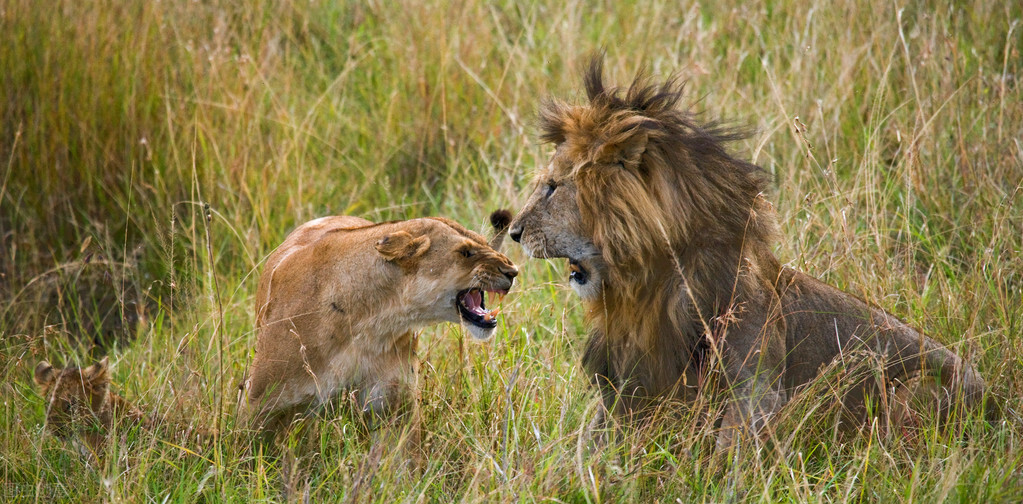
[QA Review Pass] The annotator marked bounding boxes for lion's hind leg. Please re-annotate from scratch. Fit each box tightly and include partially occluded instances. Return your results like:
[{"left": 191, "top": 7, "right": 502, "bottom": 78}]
[{"left": 890, "top": 363, "right": 992, "bottom": 439}]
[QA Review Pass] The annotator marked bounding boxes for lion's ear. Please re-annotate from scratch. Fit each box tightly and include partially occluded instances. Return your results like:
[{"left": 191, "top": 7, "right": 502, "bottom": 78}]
[
  {"left": 595, "top": 129, "right": 649, "bottom": 168},
  {"left": 619, "top": 130, "right": 649, "bottom": 167},
  {"left": 83, "top": 357, "right": 110, "bottom": 410},
  {"left": 376, "top": 231, "right": 431, "bottom": 262},
  {"left": 34, "top": 361, "right": 55, "bottom": 387},
  {"left": 83, "top": 357, "right": 109, "bottom": 383}
]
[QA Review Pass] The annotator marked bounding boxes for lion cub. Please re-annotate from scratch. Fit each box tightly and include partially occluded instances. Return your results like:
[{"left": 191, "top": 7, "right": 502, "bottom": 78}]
[
  {"left": 33, "top": 355, "right": 209, "bottom": 462},
  {"left": 34, "top": 357, "right": 146, "bottom": 458},
  {"left": 34, "top": 357, "right": 210, "bottom": 461},
  {"left": 243, "top": 212, "right": 517, "bottom": 435}
]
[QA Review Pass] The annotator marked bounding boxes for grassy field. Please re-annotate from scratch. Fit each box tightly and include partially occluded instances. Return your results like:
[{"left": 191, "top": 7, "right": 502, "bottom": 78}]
[{"left": 2, "top": 0, "right": 1021, "bottom": 501}]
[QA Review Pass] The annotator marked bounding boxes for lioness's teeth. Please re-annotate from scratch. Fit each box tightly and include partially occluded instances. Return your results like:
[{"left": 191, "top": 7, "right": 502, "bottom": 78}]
[{"left": 483, "top": 308, "right": 501, "bottom": 322}]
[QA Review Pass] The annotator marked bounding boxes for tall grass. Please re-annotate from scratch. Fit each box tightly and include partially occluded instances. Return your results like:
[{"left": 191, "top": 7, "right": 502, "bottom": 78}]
[{"left": 2, "top": 0, "right": 1021, "bottom": 501}]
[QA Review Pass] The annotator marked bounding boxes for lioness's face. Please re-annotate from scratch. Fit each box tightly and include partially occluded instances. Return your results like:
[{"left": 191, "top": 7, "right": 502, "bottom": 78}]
[
  {"left": 509, "top": 145, "right": 606, "bottom": 300},
  {"left": 383, "top": 220, "right": 518, "bottom": 342},
  {"left": 34, "top": 359, "right": 109, "bottom": 438}
]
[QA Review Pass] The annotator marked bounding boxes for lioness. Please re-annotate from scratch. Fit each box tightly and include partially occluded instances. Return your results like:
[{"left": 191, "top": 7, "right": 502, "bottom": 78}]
[
  {"left": 509, "top": 57, "right": 986, "bottom": 449},
  {"left": 243, "top": 213, "right": 518, "bottom": 434}
]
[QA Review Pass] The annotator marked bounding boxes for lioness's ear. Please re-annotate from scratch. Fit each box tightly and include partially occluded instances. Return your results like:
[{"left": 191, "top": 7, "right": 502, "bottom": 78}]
[
  {"left": 34, "top": 361, "right": 55, "bottom": 386},
  {"left": 489, "top": 209, "right": 513, "bottom": 251},
  {"left": 376, "top": 231, "right": 431, "bottom": 262}
]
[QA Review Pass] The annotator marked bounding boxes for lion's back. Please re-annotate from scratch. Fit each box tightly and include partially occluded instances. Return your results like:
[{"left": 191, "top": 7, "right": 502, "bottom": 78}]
[{"left": 778, "top": 267, "right": 951, "bottom": 387}]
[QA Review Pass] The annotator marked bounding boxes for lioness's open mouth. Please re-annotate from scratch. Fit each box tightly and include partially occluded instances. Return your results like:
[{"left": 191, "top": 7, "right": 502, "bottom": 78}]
[{"left": 456, "top": 288, "right": 504, "bottom": 329}]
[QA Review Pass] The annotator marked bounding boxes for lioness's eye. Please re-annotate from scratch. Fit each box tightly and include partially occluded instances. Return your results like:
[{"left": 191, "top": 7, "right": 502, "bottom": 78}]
[{"left": 460, "top": 248, "right": 475, "bottom": 258}]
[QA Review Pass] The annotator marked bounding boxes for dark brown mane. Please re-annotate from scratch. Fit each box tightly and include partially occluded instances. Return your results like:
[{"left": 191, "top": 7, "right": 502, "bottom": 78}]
[{"left": 542, "top": 56, "right": 758, "bottom": 164}]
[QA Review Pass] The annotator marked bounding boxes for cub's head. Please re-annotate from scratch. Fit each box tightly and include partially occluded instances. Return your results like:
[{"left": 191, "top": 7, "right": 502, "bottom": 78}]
[
  {"left": 376, "top": 212, "right": 518, "bottom": 341},
  {"left": 34, "top": 358, "right": 111, "bottom": 438}
]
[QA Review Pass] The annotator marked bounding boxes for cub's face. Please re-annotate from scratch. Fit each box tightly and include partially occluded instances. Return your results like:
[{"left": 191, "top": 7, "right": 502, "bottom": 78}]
[
  {"left": 34, "top": 358, "right": 110, "bottom": 438},
  {"left": 509, "top": 145, "right": 605, "bottom": 300},
  {"left": 376, "top": 219, "right": 518, "bottom": 341}
]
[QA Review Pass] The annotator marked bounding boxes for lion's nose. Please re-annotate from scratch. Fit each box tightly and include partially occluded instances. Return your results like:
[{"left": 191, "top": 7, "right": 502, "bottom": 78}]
[
  {"left": 502, "top": 265, "right": 518, "bottom": 280},
  {"left": 509, "top": 225, "right": 523, "bottom": 243}
]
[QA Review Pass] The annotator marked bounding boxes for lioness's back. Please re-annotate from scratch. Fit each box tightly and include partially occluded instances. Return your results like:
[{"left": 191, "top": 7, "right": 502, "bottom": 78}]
[
  {"left": 261, "top": 216, "right": 373, "bottom": 276},
  {"left": 255, "top": 216, "right": 374, "bottom": 325}
]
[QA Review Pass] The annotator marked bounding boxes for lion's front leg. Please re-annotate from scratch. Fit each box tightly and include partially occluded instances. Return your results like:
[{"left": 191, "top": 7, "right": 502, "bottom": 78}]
[
  {"left": 716, "top": 380, "right": 786, "bottom": 453},
  {"left": 581, "top": 328, "right": 622, "bottom": 439},
  {"left": 715, "top": 287, "right": 788, "bottom": 453}
]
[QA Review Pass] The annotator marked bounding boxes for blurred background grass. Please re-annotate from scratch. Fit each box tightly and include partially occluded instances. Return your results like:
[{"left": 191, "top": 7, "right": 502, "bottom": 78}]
[{"left": 1, "top": 0, "right": 1021, "bottom": 502}]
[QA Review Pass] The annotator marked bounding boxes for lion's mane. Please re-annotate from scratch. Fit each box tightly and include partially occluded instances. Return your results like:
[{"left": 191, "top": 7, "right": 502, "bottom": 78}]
[{"left": 539, "top": 58, "right": 787, "bottom": 412}]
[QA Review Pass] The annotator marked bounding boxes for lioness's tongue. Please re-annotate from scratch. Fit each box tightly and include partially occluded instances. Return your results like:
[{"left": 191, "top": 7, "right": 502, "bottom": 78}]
[{"left": 463, "top": 290, "right": 485, "bottom": 315}]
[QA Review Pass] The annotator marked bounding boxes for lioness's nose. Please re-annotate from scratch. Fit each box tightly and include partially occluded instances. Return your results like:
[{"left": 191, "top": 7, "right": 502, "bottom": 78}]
[
  {"left": 502, "top": 264, "right": 518, "bottom": 279},
  {"left": 509, "top": 225, "right": 523, "bottom": 243}
]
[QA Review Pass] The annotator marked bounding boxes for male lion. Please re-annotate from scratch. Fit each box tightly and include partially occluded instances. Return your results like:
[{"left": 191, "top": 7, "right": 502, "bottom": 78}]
[
  {"left": 509, "top": 58, "right": 986, "bottom": 449},
  {"left": 243, "top": 212, "right": 517, "bottom": 435}
]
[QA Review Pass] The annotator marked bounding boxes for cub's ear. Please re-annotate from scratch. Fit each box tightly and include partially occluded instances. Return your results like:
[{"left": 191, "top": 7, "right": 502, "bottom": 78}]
[
  {"left": 34, "top": 361, "right": 55, "bottom": 386},
  {"left": 376, "top": 231, "right": 431, "bottom": 262},
  {"left": 83, "top": 357, "right": 109, "bottom": 382}
]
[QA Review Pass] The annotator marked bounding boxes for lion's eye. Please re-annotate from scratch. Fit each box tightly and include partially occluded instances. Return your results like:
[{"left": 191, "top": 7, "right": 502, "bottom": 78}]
[
  {"left": 460, "top": 248, "right": 475, "bottom": 258},
  {"left": 544, "top": 181, "right": 557, "bottom": 198}
]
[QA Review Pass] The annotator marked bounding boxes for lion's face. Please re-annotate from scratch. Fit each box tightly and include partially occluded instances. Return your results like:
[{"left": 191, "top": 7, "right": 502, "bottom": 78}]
[
  {"left": 509, "top": 145, "right": 606, "bottom": 300},
  {"left": 34, "top": 358, "right": 110, "bottom": 438},
  {"left": 382, "top": 218, "right": 519, "bottom": 341}
]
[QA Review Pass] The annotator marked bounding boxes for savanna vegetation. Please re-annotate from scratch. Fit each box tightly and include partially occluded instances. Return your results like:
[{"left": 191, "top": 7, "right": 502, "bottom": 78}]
[{"left": 2, "top": 0, "right": 1021, "bottom": 502}]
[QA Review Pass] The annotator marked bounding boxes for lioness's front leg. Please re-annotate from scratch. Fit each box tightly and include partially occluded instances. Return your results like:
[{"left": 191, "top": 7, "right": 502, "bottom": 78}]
[
  {"left": 359, "top": 350, "right": 422, "bottom": 457},
  {"left": 360, "top": 378, "right": 416, "bottom": 426},
  {"left": 715, "top": 286, "right": 787, "bottom": 452}
]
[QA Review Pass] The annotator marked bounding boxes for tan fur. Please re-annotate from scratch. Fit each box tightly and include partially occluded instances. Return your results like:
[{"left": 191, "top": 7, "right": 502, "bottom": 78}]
[
  {"left": 509, "top": 57, "right": 986, "bottom": 449},
  {"left": 243, "top": 215, "right": 517, "bottom": 434}
]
